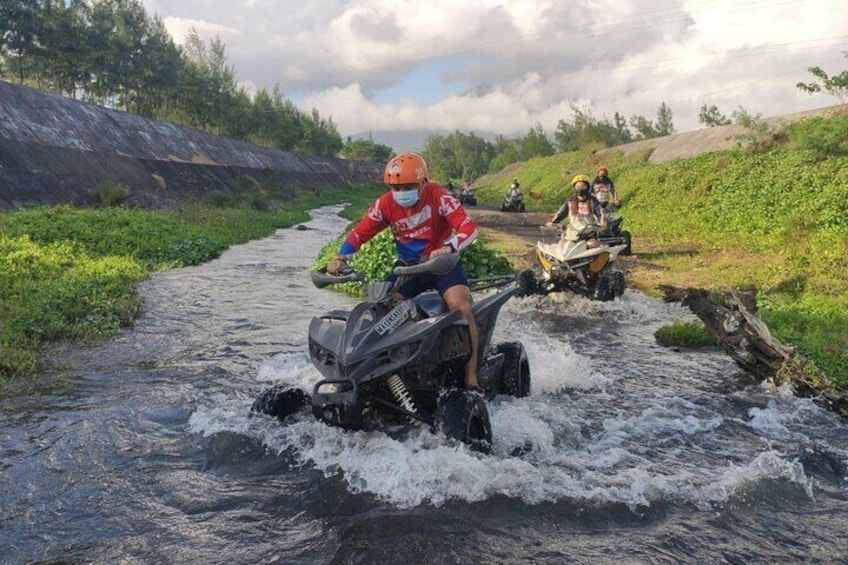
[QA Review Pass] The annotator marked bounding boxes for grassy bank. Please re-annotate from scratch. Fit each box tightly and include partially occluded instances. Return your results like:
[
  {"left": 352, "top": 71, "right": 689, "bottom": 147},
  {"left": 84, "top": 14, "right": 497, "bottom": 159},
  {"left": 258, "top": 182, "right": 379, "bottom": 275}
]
[
  {"left": 0, "top": 185, "right": 382, "bottom": 381},
  {"left": 473, "top": 115, "right": 848, "bottom": 387}
]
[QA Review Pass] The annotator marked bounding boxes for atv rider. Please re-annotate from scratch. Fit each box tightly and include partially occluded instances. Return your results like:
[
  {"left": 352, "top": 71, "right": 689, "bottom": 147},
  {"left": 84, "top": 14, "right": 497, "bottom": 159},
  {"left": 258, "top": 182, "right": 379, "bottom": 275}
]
[
  {"left": 326, "top": 153, "right": 483, "bottom": 392},
  {"left": 546, "top": 174, "right": 607, "bottom": 248},
  {"left": 507, "top": 179, "right": 522, "bottom": 200},
  {"left": 592, "top": 166, "right": 620, "bottom": 210}
]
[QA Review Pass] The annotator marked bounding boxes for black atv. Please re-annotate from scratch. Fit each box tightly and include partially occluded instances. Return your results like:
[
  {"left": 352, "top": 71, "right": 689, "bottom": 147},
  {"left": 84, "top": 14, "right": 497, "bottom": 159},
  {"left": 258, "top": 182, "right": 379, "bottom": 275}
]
[
  {"left": 251, "top": 254, "right": 531, "bottom": 453},
  {"left": 459, "top": 190, "right": 477, "bottom": 207},
  {"left": 501, "top": 193, "right": 526, "bottom": 213},
  {"left": 596, "top": 214, "right": 632, "bottom": 256}
]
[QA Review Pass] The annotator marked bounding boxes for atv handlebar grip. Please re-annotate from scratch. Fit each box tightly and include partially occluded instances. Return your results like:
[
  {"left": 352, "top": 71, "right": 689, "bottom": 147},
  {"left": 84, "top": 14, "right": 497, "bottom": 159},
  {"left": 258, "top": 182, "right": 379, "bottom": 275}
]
[{"left": 311, "top": 267, "right": 364, "bottom": 289}]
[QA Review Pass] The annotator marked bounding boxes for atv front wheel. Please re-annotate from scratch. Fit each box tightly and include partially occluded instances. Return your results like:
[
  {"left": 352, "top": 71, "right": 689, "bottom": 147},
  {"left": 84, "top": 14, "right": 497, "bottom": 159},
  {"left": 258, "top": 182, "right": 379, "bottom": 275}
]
[
  {"left": 621, "top": 230, "right": 632, "bottom": 256},
  {"left": 491, "top": 342, "right": 531, "bottom": 397},
  {"left": 434, "top": 390, "right": 492, "bottom": 453},
  {"left": 611, "top": 270, "right": 626, "bottom": 297},
  {"left": 591, "top": 272, "right": 616, "bottom": 302},
  {"left": 251, "top": 385, "right": 310, "bottom": 422},
  {"left": 516, "top": 269, "right": 539, "bottom": 297}
]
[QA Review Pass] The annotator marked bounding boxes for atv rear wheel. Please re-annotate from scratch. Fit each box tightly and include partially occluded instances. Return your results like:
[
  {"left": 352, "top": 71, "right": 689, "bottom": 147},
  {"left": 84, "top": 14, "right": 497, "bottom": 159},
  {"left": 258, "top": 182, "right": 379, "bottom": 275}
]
[
  {"left": 518, "top": 202, "right": 526, "bottom": 212},
  {"left": 251, "top": 385, "right": 310, "bottom": 422},
  {"left": 491, "top": 342, "right": 531, "bottom": 397},
  {"left": 434, "top": 390, "right": 493, "bottom": 453}
]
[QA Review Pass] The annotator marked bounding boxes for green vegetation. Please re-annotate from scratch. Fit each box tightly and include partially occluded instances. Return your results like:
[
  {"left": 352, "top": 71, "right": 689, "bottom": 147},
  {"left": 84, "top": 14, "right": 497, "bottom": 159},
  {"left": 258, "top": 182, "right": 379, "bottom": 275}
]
[
  {"left": 473, "top": 112, "right": 848, "bottom": 386},
  {"left": 0, "top": 184, "right": 382, "bottom": 382},
  {"left": 314, "top": 222, "right": 514, "bottom": 296},
  {"left": 654, "top": 320, "right": 717, "bottom": 348}
]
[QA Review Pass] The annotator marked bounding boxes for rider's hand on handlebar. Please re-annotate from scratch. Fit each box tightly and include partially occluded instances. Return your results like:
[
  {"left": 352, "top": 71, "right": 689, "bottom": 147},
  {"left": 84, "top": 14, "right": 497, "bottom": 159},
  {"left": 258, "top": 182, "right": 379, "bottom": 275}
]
[
  {"left": 327, "top": 258, "right": 347, "bottom": 275},
  {"left": 430, "top": 245, "right": 454, "bottom": 257}
]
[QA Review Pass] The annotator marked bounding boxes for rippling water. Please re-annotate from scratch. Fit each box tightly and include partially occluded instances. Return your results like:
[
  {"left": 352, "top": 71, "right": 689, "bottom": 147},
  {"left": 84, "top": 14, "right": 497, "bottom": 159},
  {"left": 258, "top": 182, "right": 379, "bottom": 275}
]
[{"left": 2, "top": 206, "right": 847, "bottom": 564}]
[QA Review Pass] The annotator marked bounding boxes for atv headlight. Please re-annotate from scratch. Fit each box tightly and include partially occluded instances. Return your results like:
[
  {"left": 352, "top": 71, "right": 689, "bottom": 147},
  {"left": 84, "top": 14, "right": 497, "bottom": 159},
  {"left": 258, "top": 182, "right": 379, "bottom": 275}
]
[
  {"left": 388, "top": 342, "right": 418, "bottom": 363},
  {"left": 315, "top": 347, "right": 335, "bottom": 366}
]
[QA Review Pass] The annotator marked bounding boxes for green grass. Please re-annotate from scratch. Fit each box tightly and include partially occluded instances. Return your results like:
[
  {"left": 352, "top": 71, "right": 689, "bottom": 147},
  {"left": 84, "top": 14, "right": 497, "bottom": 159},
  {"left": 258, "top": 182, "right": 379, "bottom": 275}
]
[
  {"left": 473, "top": 114, "right": 848, "bottom": 387},
  {"left": 0, "top": 183, "right": 383, "bottom": 382},
  {"left": 654, "top": 320, "right": 717, "bottom": 348}
]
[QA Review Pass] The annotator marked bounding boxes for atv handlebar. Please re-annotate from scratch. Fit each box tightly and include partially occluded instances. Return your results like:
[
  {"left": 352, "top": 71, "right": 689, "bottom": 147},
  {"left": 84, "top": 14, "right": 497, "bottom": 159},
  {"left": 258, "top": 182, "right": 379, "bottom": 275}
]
[
  {"left": 311, "top": 267, "right": 365, "bottom": 289},
  {"left": 312, "top": 253, "right": 460, "bottom": 290},
  {"left": 393, "top": 253, "right": 459, "bottom": 276}
]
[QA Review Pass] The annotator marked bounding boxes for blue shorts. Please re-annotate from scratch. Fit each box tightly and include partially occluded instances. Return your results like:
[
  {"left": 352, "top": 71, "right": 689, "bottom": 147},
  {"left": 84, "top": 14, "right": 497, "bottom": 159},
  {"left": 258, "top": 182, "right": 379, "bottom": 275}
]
[{"left": 386, "top": 260, "right": 470, "bottom": 299}]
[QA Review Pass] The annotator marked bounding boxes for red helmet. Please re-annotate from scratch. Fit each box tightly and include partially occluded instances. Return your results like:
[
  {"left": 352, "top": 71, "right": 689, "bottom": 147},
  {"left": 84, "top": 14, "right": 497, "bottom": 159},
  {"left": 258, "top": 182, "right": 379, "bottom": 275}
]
[
  {"left": 384, "top": 153, "right": 428, "bottom": 186},
  {"left": 597, "top": 166, "right": 608, "bottom": 174}
]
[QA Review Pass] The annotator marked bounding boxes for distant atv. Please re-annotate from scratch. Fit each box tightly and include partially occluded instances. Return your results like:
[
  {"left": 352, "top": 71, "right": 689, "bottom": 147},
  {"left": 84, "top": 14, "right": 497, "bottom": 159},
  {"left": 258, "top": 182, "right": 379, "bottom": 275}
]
[
  {"left": 459, "top": 189, "right": 477, "bottom": 207},
  {"left": 501, "top": 193, "right": 526, "bottom": 213},
  {"left": 518, "top": 229, "right": 627, "bottom": 301},
  {"left": 251, "top": 255, "right": 530, "bottom": 453}
]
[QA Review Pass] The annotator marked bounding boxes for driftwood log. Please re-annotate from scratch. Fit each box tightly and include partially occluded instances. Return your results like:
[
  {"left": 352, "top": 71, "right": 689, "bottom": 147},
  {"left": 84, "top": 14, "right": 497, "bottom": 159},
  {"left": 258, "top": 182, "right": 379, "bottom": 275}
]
[{"left": 660, "top": 285, "right": 848, "bottom": 418}]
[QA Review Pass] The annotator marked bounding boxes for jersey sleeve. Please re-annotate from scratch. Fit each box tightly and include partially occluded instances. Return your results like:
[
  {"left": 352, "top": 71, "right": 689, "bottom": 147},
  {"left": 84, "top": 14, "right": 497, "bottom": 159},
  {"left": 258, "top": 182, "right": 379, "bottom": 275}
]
[
  {"left": 436, "top": 187, "right": 478, "bottom": 251},
  {"left": 552, "top": 202, "right": 570, "bottom": 224},
  {"left": 338, "top": 196, "right": 389, "bottom": 256}
]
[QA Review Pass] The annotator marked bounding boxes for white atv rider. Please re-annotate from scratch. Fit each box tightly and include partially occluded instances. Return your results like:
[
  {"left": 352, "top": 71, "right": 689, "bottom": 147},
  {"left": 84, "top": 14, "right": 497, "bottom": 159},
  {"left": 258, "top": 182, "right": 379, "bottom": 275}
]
[{"left": 546, "top": 174, "right": 607, "bottom": 247}]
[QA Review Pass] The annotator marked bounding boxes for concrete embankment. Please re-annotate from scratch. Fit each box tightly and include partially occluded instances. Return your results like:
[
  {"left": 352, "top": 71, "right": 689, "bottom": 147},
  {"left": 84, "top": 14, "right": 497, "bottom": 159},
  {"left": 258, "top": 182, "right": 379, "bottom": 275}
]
[{"left": 0, "top": 82, "right": 381, "bottom": 210}]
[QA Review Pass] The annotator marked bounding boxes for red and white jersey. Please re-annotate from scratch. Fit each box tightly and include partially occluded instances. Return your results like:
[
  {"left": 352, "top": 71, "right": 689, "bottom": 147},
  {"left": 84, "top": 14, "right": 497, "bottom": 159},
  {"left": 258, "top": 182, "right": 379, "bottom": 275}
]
[{"left": 339, "top": 183, "right": 478, "bottom": 263}]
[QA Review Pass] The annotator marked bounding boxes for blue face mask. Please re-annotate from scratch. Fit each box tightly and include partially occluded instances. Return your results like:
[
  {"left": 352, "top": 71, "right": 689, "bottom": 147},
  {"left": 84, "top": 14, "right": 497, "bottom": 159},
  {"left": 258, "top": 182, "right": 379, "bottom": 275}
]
[{"left": 392, "top": 189, "right": 420, "bottom": 208}]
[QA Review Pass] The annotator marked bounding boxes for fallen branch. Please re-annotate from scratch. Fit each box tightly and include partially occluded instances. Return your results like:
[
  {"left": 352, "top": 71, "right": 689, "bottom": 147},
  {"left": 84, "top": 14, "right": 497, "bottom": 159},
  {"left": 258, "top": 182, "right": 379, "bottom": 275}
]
[{"left": 660, "top": 285, "right": 848, "bottom": 417}]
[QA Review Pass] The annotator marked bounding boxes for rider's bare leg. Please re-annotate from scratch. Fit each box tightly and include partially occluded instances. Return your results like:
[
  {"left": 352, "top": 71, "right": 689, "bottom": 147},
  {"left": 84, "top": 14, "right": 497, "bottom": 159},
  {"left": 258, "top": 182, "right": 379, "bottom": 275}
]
[{"left": 442, "top": 284, "right": 478, "bottom": 388}]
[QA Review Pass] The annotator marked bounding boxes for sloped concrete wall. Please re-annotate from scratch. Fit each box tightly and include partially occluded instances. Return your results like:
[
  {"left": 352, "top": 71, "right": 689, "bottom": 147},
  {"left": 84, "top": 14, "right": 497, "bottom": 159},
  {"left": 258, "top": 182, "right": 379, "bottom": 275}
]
[{"left": 0, "top": 82, "right": 382, "bottom": 209}]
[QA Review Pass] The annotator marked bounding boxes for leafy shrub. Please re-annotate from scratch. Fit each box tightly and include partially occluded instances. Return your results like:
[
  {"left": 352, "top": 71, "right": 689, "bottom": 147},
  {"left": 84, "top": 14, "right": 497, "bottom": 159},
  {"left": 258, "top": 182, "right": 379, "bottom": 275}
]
[
  {"left": 95, "top": 182, "right": 130, "bottom": 207},
  {"left": 787, "top": 115, "right": 848, "bottom": 158},
  {"left": 315, "top": 229, "right": 514, "bottom": 295}
]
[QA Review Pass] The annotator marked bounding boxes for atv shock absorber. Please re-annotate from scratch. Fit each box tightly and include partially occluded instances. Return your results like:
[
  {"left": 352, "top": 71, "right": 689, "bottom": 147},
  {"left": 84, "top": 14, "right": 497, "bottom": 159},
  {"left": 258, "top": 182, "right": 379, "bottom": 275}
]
[{"left": 387, "top": 374, "right": 419, "bottom": 425}]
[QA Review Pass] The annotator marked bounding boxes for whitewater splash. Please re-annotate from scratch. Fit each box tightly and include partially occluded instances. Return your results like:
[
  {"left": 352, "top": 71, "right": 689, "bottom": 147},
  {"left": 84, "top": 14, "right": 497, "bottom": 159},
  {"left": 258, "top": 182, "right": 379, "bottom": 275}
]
[{"left": 189, "top": 291, "right": 816, "bottom": 510}]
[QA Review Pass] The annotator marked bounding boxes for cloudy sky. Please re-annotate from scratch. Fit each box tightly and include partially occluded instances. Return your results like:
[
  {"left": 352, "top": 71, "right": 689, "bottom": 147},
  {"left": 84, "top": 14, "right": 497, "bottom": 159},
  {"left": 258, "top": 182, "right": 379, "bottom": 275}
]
[{"left": 140, "top": 0, "right": 848, "bottom": 142}]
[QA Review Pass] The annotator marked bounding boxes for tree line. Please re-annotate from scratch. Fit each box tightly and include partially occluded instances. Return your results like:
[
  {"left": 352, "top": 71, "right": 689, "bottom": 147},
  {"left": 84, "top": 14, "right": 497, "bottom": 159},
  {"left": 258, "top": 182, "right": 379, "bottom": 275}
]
[
  {"left": 0, "top": 0, "right": 344, "bottom": 157},
  {"left": 422, "top": 102, "right": 675, "bottom": 183}
]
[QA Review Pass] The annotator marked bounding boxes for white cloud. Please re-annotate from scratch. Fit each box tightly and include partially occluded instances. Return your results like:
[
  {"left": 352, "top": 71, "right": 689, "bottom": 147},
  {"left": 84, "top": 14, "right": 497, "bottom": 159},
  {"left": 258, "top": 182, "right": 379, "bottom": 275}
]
[{"left": 142, "top": 0, "right": 848, "bottom": 138}]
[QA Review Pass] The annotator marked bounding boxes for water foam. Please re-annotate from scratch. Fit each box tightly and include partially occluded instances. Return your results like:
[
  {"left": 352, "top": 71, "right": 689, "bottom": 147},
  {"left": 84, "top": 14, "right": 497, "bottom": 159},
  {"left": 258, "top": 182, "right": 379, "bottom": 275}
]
[{"left": 186, "top": 280, "right": 825, "bottom": 511}]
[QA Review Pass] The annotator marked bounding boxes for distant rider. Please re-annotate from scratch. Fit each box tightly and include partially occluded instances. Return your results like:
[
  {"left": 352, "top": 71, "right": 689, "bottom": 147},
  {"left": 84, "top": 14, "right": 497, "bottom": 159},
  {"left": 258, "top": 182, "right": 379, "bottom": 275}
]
[
  {"left": 546, "top": 174, "right": 607, "bottom": 248},
  {"left": 326, "top": 153, "right": 483, "bottom": 393},
  {"left": 592, "top": 166, "right": 620, "bottom": 210},
  {"left": 507, "top": 178, "right": 522, "bottom": 200}
]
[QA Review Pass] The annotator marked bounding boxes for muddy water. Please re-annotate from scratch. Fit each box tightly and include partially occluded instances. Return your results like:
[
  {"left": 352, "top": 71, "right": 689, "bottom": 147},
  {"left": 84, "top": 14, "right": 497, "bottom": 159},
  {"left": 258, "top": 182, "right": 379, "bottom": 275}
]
[{"left": 1, "top": 206, "right": 847, "bottom": 564}]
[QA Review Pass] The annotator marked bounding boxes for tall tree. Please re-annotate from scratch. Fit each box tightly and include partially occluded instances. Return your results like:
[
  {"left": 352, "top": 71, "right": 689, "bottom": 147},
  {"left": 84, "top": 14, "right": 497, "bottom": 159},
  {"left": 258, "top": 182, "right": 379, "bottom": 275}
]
[
  {"left": 656, "top": 102, "right": 675, "bottom": 136},
  {"left": 520, "top": 123, "right": 554, "bottom": 159},
  {"left": 698, "top": 104, "right": 731, "bottom": 127},
  {"left": 796, "top": 51, "right": 848, "bottom": 105},
  {"left": 0, "top": 0, "right": 43, "bottom": 84}
]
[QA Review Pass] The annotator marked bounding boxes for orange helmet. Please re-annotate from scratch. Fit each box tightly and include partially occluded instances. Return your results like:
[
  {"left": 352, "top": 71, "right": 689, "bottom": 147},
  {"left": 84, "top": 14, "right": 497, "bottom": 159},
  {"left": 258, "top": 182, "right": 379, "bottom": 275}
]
[
  {"left": 597, "top": 166, "right": 608, "bottom": 174},
  {"left": 384, "top": 153, "right": 428, "bottom": 186}
]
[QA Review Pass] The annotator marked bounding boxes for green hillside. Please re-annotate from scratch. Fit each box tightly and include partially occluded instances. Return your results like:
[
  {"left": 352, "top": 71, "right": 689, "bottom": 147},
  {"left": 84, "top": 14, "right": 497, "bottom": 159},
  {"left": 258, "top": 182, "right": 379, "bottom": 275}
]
[{"left": 473, "top": 114, "right": 848, "bottom": 386}]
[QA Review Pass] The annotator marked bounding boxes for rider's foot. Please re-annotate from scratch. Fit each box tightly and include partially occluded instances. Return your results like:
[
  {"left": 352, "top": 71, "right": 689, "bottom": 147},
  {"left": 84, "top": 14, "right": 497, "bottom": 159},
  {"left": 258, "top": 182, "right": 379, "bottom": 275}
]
[{"left": 466, "top": 385, "right": 485, "bottom": 397}]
